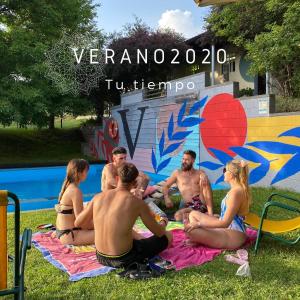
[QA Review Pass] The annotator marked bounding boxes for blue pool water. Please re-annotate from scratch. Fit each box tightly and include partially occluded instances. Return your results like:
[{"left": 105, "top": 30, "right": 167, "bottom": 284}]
[{"left": 0, "top": 165, "right": 224, "bottom": 212}]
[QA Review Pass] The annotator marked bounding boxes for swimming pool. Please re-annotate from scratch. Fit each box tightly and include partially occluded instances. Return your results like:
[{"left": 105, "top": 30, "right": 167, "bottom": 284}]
[{"left": 0, "top": 165, "right": 225, "bottom": 212}]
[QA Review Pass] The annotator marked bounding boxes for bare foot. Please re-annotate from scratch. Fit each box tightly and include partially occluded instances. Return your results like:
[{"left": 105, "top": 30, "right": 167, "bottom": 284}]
[{"left": 183, "top": 239, "right": 198, "bottom": 247}]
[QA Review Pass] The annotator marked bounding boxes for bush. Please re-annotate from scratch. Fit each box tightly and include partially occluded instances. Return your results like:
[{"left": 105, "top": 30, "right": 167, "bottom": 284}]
[
  {"left": 238, "top": 88, "right": 254, "bottom": 97},
  {"left": 275, "top": 96, "right": 300, "bottom": 113}
]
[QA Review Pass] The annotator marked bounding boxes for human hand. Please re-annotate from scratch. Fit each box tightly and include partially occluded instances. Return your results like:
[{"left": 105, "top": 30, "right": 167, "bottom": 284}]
[
  {"left": 165, "top": 198, "right": 174, "bottom": 208},
  {"left": 184, "top": 222, "right": 200, "bottom": 233},
  {"left": 131, "top": 188, "right": 144, "bottom": 199},
  {"left": 183, "top": 212, "right": 190, "bottom": 225},
  {"left": 159, "top": 217, "right": 168, "bottom": 227}
]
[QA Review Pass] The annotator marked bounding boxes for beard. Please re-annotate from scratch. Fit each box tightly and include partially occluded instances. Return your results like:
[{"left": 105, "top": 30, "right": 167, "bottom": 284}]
[{"left": 181, "top": 162, "right": 193, "bottom": 171}]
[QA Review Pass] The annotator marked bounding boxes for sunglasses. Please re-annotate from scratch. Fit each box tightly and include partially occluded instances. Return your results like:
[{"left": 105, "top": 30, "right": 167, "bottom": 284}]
[{"left": 223, "top": 167, "right": 234, "bottom": 174}]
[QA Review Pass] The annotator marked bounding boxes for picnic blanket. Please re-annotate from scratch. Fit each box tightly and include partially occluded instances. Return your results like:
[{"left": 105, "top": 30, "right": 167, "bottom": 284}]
[
  {"left": 32, "top": 222, "right": 257, "bottom": 281},
  {"left": 160, "top": 228, "right": 257, "bottom": 270},
  {"left": 32, "top": 231, "right": 113, "bottom": 281}
]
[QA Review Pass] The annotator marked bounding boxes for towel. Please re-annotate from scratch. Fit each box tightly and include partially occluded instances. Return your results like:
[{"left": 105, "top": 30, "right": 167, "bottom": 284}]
[{"left": 32, "top": 231, "right": 113, "bottom": 281}]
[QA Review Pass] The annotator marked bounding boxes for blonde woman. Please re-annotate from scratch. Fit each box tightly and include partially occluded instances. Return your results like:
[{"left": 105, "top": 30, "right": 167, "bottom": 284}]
[
  {"left": 55, "top": 159, "right": 94, "bottom": 245},
  {"left": 184, "top": 160, "right": 250, "bottom": 249}
]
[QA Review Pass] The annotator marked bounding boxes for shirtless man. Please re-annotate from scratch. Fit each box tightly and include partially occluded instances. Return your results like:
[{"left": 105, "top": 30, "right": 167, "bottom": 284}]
[
  {"left": 163, "top": 150, "right": 213, "bottom": 220},
  {"left": 75, "top": 163, "right": 172, "bottom": 268},
  {"left": 101, "top": 147, "right": 149, "bottom": 199}
]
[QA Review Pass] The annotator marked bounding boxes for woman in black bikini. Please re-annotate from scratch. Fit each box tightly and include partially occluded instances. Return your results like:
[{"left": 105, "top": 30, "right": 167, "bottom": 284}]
[{"left": 55, "top": 159, "right": 94, "bottom": 245}]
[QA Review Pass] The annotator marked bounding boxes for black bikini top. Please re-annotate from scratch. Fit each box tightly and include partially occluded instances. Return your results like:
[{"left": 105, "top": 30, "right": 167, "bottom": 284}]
[{"left": 55, "top": 204, "right": 73, "bottom": 215}]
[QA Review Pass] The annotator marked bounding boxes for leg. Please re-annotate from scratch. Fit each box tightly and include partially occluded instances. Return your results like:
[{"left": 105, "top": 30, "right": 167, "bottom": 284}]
[
  {"left": 133, "top": 232, "right": 172, "bottom": 261},
  {"left": 174, "top": 208, "right": 192, "bottom": 221},
  {"left": 188, "top": 210, "right": 218, "bottom": 224},
  {"left": 186, "top": 227, "right": 246, "bottom": 249},
  {"left": 59, "top": 229, "right": 94, "bottom": 246}
]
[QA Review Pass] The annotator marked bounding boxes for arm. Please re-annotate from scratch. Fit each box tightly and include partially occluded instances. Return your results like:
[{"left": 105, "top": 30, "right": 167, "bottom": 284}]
[
  {"left": 131, "top": 171, "right": 150, "bottom": 199},
  {"left": 137, "top": 171, "right": 150, "bottom": 190},
  {"left": 102, "top": 165, "right": 117, "bottom": 191},
  {"left": 139, "top": 201, "right": 166, "bottom": 237},
  {"left": 186, "top": 190, "right": 243, "bottom": 231},
  {"left": 74, "top": 197, "right": 95, "bottom": 228},
  {"left": 162, "top": 171, "right": 178, "bottom": 208},
  {"left": 72, "top": 188, "right": 84, "bottom": 218},
  {"left": 199, "top": 170, "right": 213, "bottom": 215}
]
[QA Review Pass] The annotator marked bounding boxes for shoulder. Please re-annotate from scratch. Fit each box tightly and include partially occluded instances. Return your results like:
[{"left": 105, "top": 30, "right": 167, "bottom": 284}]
[
  {"left": 103, "top": 163, "right": 113, "bottom": 172},
  {"left": 198, "top": 169, "right": 207, "bottom": 176},
  {"left": 228, "top": 188, "right": 244, "bottom": 203},
  {"left": 67, "top": 184, "right": 82, "bottom": 195},
  {"left": 72, "top": 186, "right": 83, "bottom": 198},
  {"left": 172, "top": 170, "right": 180, "bottom": 177},
  {"left": 92, "top": 192, "right": 104, "bottom": 203}
]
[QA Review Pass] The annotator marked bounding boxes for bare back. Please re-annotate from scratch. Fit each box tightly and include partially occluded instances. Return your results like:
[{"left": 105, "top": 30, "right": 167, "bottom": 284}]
[
  {"left": 93, "top": 190, "right": 141, "bottom": 255},
  {"left": 56, "top": 184, "right": 83, "bottom": 230},
  {"left": 93, "top": 188, "right": 165, "bottom": 255}
]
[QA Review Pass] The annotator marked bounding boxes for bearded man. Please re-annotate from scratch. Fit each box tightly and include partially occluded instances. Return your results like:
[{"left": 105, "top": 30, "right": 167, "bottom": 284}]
[{"left": 162, "top": 150, "right": 213, "bottom": 220}]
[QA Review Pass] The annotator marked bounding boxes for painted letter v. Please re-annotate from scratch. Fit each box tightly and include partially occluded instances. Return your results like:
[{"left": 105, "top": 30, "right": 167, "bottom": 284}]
[{"left": 117, "top": 106, "right": 149, "bottom": 159}]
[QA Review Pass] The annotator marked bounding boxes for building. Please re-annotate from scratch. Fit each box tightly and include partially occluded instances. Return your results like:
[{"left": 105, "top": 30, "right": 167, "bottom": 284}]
[{"left": 185, "top": 31, "right": 268, "bottom": 96}]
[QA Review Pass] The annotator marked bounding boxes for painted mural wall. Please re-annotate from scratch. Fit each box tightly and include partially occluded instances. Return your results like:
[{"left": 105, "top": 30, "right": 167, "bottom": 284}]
[{"left": 87, "top": 72, "right": 300, "bottom": 192}]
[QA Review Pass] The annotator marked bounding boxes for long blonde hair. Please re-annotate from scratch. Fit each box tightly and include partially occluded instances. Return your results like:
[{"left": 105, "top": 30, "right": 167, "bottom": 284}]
[
  {"left": 226, "top": 160, "right": 251, "bottom": 207},
  {"left": 58, "top": 159, "right": 89, "bottom": 202}
]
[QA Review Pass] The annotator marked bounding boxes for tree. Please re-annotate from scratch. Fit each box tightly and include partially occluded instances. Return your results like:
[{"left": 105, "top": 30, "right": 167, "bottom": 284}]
[
  {"left": 207, "top": 0, "right": 300, "bottom": 97},
  {"left": 104, "top": 19, "right": 190, "bottom": 91},
  {"left": 0, "top": 0, "right": 99, "bottom": 128}
]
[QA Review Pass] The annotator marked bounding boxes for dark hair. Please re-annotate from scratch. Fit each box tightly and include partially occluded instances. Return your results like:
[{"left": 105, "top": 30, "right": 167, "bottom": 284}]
[
  {"left": 112, "top": 147, "right": 127, "bottom": 155},
  {"left": 117, "top": 163, "right": 139, "bottom": 184},
  {"left": 59, "top": 159, "right": 89, "bottom": 202},
  {"left": 183, "top": 150, "right": 196, "bottom": 160}
]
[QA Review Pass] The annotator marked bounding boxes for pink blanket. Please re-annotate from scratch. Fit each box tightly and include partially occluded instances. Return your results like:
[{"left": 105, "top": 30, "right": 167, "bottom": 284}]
[
  {"left": 32, "top": 227, "right": 257, "bottom": 280},
  {"left": 159, "top": 228, "right": 257, "bottom": 270},
  {"left": 32, "top": 231, "right": 113, "bottom": 281}
]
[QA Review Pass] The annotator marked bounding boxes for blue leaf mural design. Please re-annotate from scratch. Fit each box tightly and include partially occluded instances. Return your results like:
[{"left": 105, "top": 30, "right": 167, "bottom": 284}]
[
  {"left": 171, "top": 131, "right": 193, "bottom": 141},
  {"left": 279, "top": 127, "right": 300, "bottom": 138},
  {"left": 168, "top": 114, "right": 174, "bottom": 140},
  {"left": 247, "top": 141, "right": 300, "bottom": 154},
  {"left": 163, "top": 142, "right": 182, "bottom": 156},
  {"left": 151, "top": 148, "right": 157, "bottom": 172},
  {"left": 152, "top": 96, "right": 209, "bottom": 174},
  {"left": 198, "top": 161, "right": 224, "bottom": 170},
  {"left": 208, "top": 148, "right": 233, "bottom": 165},
  {"left": 189, "top": 95, "right": 208, "bottom": 115},
  {"left": 249, "top": 163, "right": 270, "bottom": 184},
  {"left": 271, "top": 153, "right": 300, "bottom": 184},
  {"left": 230, "top": 146, "right": 269, "bottom": 164},
  {"left": 181, "top": 117, "right": 204, "bottom": 127},
  {"left": 157, "top": 157, "right": 172, "bottom": 173},
  {"left": 159, "top": 130, "right": 165, "bottom": 157},
  {"left": 215, "top": 174, "right": 225, "bottom": 184},
  {"left": 177, "top": 100, "right": 187, "bottom": 125}
]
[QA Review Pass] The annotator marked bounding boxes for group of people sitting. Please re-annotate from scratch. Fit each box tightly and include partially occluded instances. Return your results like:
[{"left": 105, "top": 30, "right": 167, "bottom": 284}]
[{"left": 54, "top": 146, "right": 251, "bottom": 269}]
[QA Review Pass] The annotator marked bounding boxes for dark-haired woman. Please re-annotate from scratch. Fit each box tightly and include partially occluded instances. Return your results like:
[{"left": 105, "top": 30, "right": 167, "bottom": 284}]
[{"left": 55, "top": 159, "right": 94, "bottom": 245}]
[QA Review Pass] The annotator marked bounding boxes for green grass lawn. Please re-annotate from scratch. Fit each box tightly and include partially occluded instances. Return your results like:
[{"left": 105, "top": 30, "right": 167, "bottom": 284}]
[
  {"left": 0, "top": 128, "right": 86, "bottom": 165},
  {"left": 5, "top": 187, "right": 300, "bottom": 299}
]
